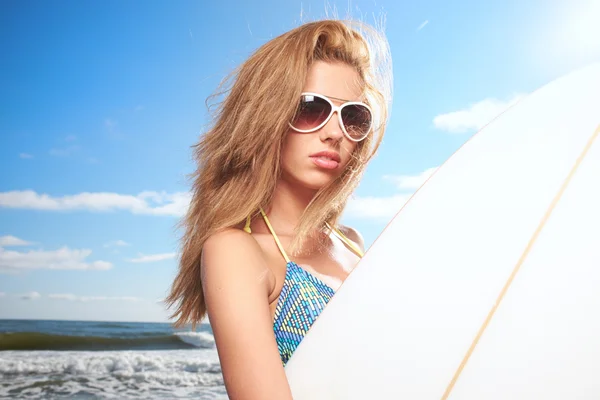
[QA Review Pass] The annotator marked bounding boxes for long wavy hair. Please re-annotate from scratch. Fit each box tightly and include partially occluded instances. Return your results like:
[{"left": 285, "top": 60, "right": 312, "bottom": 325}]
[{"left": 166, "top": 18, "right": 393, "bottom": 328}]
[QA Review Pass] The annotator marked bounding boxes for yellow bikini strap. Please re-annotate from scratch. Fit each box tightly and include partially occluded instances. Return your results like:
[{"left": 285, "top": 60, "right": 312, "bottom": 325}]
[
  {"left": 244, "top": 210, "right": 363, "bottom": 260},
  {"left": 259, "top": 208, "right": 291, "bottom": 263},
  {"left": 326, "top": 222, "right": 364, "bottom": 258},
  {"left": 243, "top": 214, "right": 252, "bottom": 233}
]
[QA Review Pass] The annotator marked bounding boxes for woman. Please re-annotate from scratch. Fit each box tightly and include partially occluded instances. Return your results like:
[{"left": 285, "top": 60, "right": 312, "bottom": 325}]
[{"left": 166, "top": 19, "right": 392, "bottom": 399}]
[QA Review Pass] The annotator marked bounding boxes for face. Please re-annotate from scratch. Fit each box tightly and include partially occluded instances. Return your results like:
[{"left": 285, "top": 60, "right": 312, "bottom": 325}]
[{"left": 280, "top": 61, "right": 366, "bottom": 192}]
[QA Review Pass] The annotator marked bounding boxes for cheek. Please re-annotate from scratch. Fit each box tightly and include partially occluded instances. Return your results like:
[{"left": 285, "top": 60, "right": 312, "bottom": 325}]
[
  {"left": 280, "top": 133, "right": 305, "bottom": 169},
  {"left": 340, "top": 141, "right": 358, "bottom": 166}
]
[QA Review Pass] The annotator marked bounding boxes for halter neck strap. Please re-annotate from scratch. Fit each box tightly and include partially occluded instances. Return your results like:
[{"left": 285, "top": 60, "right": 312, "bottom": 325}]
[
  {"left": 243, "top": 209, "right": 364, "bottom": 262},
  {"left": 258, "top": 208, "right": 291, "bottom": 263},
  {"left": 326, "top": 222, "right": 364, "bottom": 258}
]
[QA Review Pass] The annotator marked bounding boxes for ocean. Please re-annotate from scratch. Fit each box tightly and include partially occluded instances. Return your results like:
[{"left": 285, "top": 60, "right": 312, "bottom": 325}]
[{"left": 0, "top": 319, "right": 226, "bottom": 399}]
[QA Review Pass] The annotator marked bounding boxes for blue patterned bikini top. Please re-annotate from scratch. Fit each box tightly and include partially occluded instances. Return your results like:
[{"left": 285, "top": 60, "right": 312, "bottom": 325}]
[{"left": 244, "top": 208, "right": 364, "bottom": 365}]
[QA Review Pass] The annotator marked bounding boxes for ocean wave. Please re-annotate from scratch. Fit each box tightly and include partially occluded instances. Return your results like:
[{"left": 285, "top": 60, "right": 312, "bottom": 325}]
[
  {"left": 175, "top": 331, "right": 215, "bottom": 348},
  {"left": 0, "top": 331, "right": 215, "bottom": 351},
  {"left": 93, "top": 322, "right": 135, "bottom": 329},
  {"left": 0, "top": 349, "right": 225, "bottom": 399}
]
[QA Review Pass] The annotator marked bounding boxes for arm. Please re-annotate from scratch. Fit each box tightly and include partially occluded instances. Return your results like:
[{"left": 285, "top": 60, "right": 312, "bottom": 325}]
[{"left": 202, "top": 229, "right": 293, "bottom": 400}]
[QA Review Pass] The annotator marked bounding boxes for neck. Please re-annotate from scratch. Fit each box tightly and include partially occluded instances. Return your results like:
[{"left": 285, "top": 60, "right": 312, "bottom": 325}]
[{"left": 263, "top": 179, "right": 317, "bottom": 235}]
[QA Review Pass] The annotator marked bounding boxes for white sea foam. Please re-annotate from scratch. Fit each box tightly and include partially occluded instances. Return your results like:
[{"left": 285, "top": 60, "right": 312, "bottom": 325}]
[
  {"left": 0, "top": 349, "right": 225, "bottom": 399},
  {"left": 175, "top": 331, "right": 216, "bottom": 348}
]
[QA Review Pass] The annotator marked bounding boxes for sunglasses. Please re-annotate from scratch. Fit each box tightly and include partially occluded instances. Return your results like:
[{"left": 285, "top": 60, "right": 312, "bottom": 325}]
[{"left": 288, "top": 92, "right": 373, "bottom": 142}]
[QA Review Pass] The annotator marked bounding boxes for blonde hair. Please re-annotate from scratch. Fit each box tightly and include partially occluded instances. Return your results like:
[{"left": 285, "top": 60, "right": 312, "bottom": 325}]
[{"left": 166, "top": 18, "right": 393, "bottom": 328}]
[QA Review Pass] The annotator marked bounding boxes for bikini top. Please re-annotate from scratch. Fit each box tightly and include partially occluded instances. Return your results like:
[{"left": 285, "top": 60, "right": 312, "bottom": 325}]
[{"left": 244, "top": 208, "right": 364, "bottom": 365}]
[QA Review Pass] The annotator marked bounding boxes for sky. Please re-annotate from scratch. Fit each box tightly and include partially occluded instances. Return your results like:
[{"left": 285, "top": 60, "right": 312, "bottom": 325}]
[{"left": 1, "top": 0, "right": 599, "bottom": 323}]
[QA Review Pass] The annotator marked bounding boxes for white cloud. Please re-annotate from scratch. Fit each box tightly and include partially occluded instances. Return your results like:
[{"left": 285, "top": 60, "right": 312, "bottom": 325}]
[
  {"left": 0, "top": 235, "right": 33, "bottom": 247},
  {"left": 433, "top": 94, "right": 525, "bottom": 133},
  {"left": 0, "top": 246, "right": 112, "bottom": 273},
  {"left": 21, "top": 291, "right": 41, "bottom": 300},
  {"left": 417, "top": 20, "right": 429, "bottom": 31},
  {"left": 0, "top": 292, "right": 5, "bottom": 297},
  {"left": 48, "top": 293, "right": 141, "bottom": 302},
  {"left": 0, "top": 190, "right": 191, "bottom": 217},
  {"left": 345, "top": 167, "right": 440, "bottom": 220},
  {"left": 47, "top": 293, "right": 78, "bottom": 301},
  {"left": 49, "top": 145, "right": 80, "bottom": 157},
  {"left": 104, "top": 118, "right": 125, "bottom": 139},
  {"left": 346, "top": 194, "right": 411, "bottom": 219},
  {"left": 19, "top": 153, "right": 34, "bottom": 159},
  {"left": 383, "top": 167, "right": 438, "bottom": 191},
  {"left": 128, "top": 253, "right": 177, "bottom": 263},
  {"left": 105, "top": 119, "right": 117, "bottom": 130},
  {"left": 104, "top": 240, "right": 131, "bottom": 248}
]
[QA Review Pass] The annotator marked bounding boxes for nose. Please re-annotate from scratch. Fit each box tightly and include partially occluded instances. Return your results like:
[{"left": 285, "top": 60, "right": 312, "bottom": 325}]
[{"left": 319, "top": 110, "right": 344, "bottom": 142}]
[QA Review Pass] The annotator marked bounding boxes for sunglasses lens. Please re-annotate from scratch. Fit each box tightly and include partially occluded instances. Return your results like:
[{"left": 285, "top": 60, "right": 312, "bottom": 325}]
[
  {"left": 291, "top": 94, "right": 332, "bottom": 131},
  {"left": 341, "top": 104, "right": 372, "bottom": 140}
]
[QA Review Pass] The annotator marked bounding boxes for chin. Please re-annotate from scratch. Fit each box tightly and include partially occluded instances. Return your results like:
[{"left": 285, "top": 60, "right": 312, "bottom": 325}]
[
  {"left": 302, "top": 181, "right": 331, "bottom": 191},
  {"left": 294, "top": 170, "right": 341, "bottom": 191},
  {"left": 280, "top": 162, "right": 345, "bottom": 192}
]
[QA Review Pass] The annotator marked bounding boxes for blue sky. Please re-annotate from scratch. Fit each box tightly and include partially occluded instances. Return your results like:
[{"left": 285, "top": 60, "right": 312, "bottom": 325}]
[{"left": 1, "top": 0, "right": 599, "bottom": 322}]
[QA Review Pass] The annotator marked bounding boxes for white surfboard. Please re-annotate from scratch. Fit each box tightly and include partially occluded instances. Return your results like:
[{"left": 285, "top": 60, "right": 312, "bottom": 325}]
[{"left": 285, "top": 63, "right": 600, "bottom": 399}]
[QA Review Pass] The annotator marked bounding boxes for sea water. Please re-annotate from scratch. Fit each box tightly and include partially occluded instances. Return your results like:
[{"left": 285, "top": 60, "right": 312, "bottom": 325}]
[{"left": 0, "top": 319, "right": 226, "bottom": 399}]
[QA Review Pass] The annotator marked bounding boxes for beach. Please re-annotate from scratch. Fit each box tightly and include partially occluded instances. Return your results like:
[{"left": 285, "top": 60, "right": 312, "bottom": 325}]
[{"left": 0, "top": 319, "right": 226, "bottom": 399}]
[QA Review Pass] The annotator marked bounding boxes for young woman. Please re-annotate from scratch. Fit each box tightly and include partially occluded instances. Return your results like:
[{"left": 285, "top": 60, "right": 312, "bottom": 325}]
[{"left": 166, "top": 19, "right": 393, "bottom": 399}]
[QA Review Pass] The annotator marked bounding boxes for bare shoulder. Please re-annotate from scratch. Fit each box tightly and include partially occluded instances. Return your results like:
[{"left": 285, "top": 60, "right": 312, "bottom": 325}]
[
  {"left": 203, "top": 227, "right": 259, "bottom": 253},
  {"left": 338, "top": 224, "right": 365, "bottom": 252},
  {"left": 201, "top": 228, "right": 292, "bottom": 399},
  {"left": 202, "top": 228, "right": 273, "bottom": 292}
]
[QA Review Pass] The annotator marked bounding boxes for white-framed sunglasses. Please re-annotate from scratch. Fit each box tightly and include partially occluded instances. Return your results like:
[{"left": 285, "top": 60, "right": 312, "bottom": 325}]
[{"left": 288, "top": 92, "right": 373, "bottom": 142}]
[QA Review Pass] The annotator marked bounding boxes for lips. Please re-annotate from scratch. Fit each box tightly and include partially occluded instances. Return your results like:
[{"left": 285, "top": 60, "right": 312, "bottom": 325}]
[{"left": 309, "top": 150, "right": 341, "bottom": 170}]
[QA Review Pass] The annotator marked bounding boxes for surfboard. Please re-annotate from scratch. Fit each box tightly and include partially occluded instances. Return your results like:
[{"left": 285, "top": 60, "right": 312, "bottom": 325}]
[{"left": 284, "top": 63, "right": 600, "bottom": 399}]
